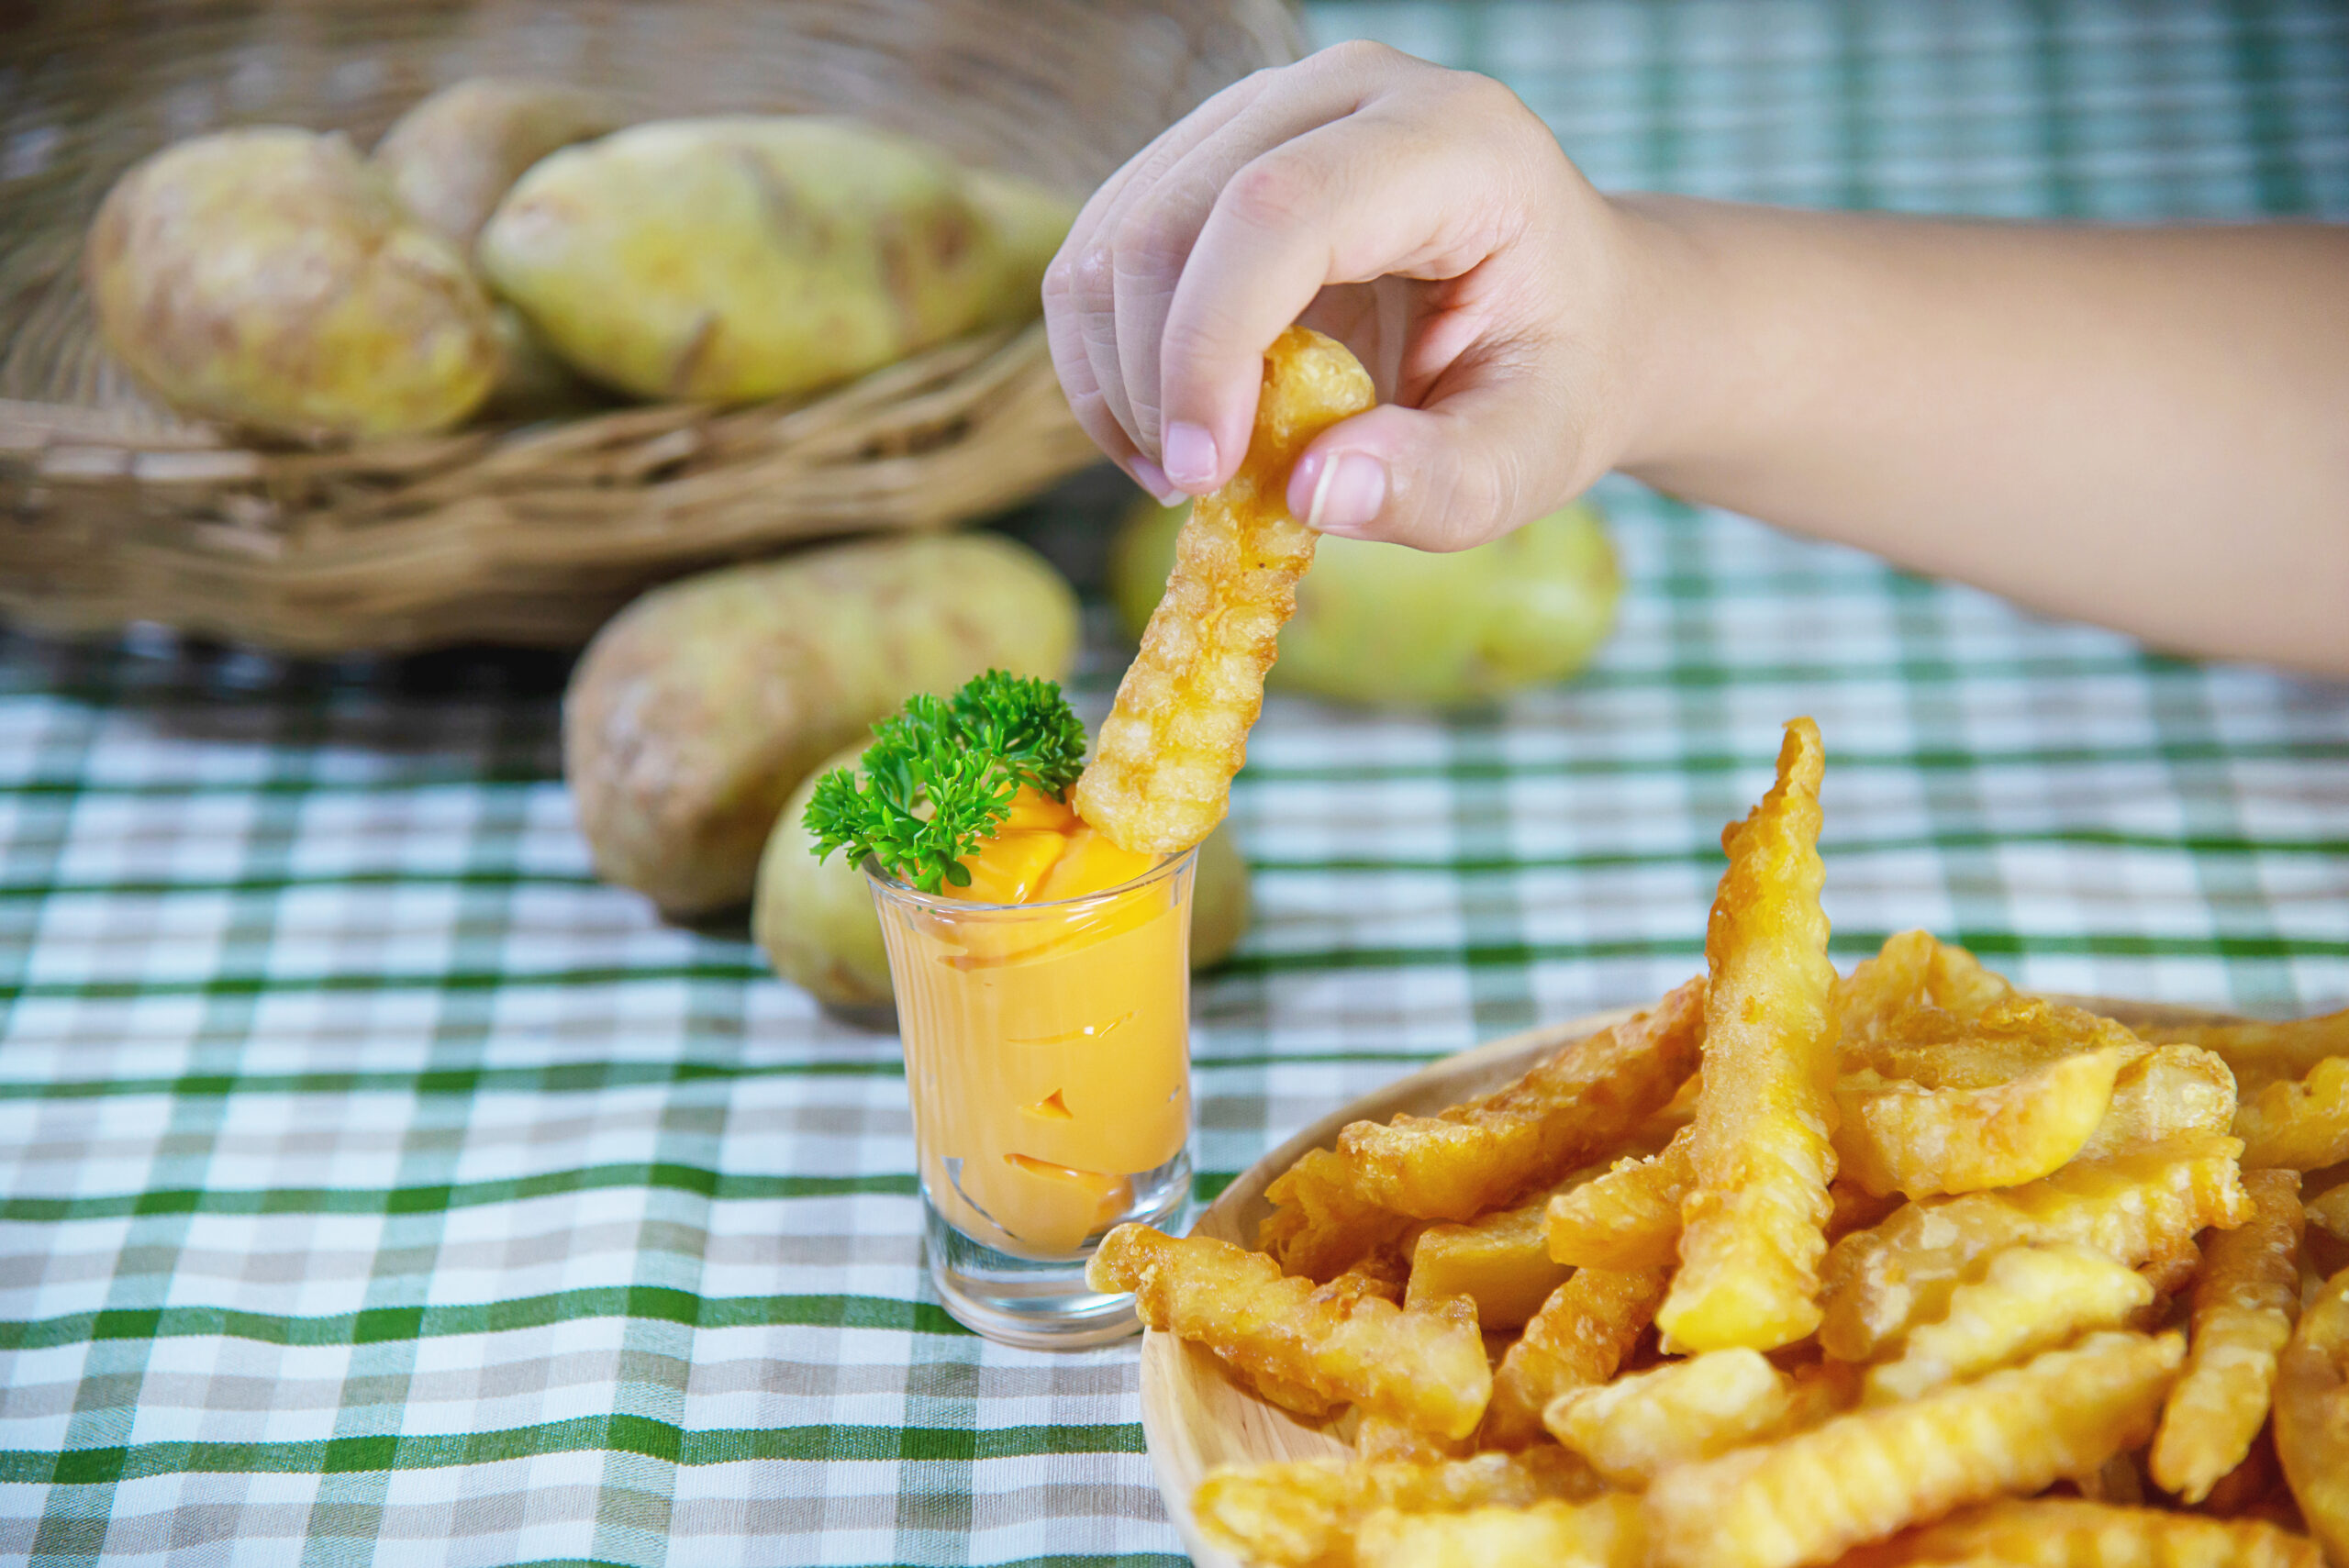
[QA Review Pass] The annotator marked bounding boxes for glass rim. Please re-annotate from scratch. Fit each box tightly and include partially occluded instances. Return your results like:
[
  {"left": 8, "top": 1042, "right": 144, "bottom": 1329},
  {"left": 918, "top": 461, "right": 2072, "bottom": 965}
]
[{"left": 862, "top": 842, "right": 1197, "bottom": 915}]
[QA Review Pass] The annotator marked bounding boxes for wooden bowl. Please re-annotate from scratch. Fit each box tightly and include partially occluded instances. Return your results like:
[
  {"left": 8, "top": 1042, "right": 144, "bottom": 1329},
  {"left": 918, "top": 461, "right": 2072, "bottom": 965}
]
[{"left": 1139, "top": 995, "right": 2243, "bottom": 1568}]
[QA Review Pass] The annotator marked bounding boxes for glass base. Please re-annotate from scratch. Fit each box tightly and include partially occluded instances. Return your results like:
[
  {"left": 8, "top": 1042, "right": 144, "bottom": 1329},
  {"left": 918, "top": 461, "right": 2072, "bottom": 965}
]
[{"left": 924, "top": 1151, "right": 1191, "bottom": 1349}]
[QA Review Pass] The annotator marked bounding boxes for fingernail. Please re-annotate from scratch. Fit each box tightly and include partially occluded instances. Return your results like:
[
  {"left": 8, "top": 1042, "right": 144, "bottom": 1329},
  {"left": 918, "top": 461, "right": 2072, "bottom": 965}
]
[
  {"left": 1130, "top": 456, "right": 1186, "bottom": 508},
  {"left": 1163, "top": 422, "right": 1219, "bottom": 491},
  {"left": 1302, "top": 450, "right": 1386, "bottom": 537}
]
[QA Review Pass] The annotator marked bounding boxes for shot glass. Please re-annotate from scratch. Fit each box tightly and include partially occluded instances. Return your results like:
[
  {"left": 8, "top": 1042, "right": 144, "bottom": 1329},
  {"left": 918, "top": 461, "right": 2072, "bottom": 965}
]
[{"left": 867, "top": 848, "right": 1197, "bottom": 1348}]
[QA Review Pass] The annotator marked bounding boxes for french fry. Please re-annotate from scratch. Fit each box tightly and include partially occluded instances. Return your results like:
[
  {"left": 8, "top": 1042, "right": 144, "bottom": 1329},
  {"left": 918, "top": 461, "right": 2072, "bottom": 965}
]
[
  {"left": 1193, "top": 1448, "right": 1598, "bottom": 1568},
  {"left": 1834, "top": 929, "right": 2015, "bottom": 1052},
  {"left": 2235, "top": 1055, "right": 2349, "bottom": 1172},
  {"left": 1853, "top": 995, "right": 2146, "bottom": 1090},
  {"left": 2271, "top": 1262, "right": 2349, "bottom": 1564},
  {"left": 2151, "top": 1169, "right": 2306, "bottom": 1503},
  {"left": 2135, "top": 1008, "right": 2349, "bottom": 1092},
  {"left": 1641, "top": 1330, "right": 2185, "bottom": 1568},
  {"left": 1547, "top": 1127, "right": 1694, "bottom": 1271},
  {"left": 1862, "top": 1241, "right": 2154, "bottom": 1406},
  {"left": 1827, "top": 1177, "right": 1903, "bottom": 1240},
  {"left": 1660, "top": 719, "right": 1842, "bottom": 1353},
  {"left": 1407, "top": 1169, "right": 1597, "bottom": 1329},
  {"left": 2309, "top": 1180, "right": 2349, "bottom": 1243},
  {"left": 1352, "top": 1413, "right": 1470, "bottom": 1465},
  {"left": 1088, "top": 1224, "right": 1492, "bottom": 1440},
  {"left": 1483, "top": 1264, "right": 1669, "bottom": 1448},
  {"left": 1260, "top": 1147, "right": 1419, "bottom": 1281},
  {"left": 1074, "top": 326, "right": 1374, "bottom": 854},
  {"left": 1543, "top": 1348, "right": 1798, "bottom": 1487},
  {"left": 1336, "top": 979, "right": 1706, "bottom": 1221},
  {"left": 1819, "top": 1134, "right": 2252, "bottom": 1362},
  {"left": 2074, "top": 1044, "right": 2239, "bottom": 1162},
  {"left": 1868, "top": 1497, "right": 2323, "bottom": 1568},
  {"left": 1833, "top": 1046, "right": 2126, "bottom": 1199},
  {"left": 1353, "top": 1494, "right": 1643, "bottom": 1568}
]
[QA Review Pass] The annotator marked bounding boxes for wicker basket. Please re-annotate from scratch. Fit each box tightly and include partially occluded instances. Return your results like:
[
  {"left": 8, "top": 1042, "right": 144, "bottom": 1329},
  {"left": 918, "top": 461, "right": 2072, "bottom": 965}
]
[{"left": 0, "top": 0, "right": 1302, "bottom": 653}]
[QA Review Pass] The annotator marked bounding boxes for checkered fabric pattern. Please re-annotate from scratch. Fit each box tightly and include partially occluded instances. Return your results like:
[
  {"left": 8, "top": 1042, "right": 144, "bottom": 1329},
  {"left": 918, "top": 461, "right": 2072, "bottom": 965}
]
[{"left": 5, "top": 3, "right": 2348, "bottom": 1564}]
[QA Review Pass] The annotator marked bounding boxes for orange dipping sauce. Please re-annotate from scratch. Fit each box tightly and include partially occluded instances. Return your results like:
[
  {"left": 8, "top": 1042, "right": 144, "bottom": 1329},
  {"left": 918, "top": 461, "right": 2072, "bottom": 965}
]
[{"left": 874, "top": 787, "right": 1192, "bottom": 1257}]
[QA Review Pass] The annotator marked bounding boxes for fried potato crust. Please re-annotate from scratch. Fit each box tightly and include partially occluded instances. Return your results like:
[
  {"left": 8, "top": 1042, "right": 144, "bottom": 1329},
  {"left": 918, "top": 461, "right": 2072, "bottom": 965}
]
[
  {"left": 1353, "top": 1493, "right": 1643, "bottom": 1568},
  {"left": 1193, "top": 1448, "right": 1598, "bottom": 1568},
  {"left": 1337, "top": 979, "right": 1706, "bottom": 1222},
  {"left": 1819, "top": 1135, "right": 2252, "bottom": 1362},
  {"left": 1073, "top": 326, "right": 1375, "bottom": 855},
  {"left": 1089, "top": 1223, "right": 1491, "bottom": 1440},
  {"left": 2151, "top": 1168, "right": 2305, "bottom": 1503},
  {"left": 1483, "top": 1264, "right": 1669, "bottom": 1449},
  {"left": 2235, "top": 1054, "right": 2349, "bottom": 1172},
  {"left": 2309, "top": 1180, "right": 2349, "bottom": 1243},
  {"left": 1642, "top": 1331, "right": 2185, "bottom": 1568},
  {"left": 1407, "top": 1168, "right": 1596, "bottom": 1329},
  {"left": 2271, "top": 1262, "right": 2349, "bottom": 1564},
  {"left": 1259, "top": 1147, "right": 1419, "bottom": 1281},
  {"left": 1862, "top": 1241, "right": 2154, "bottom": 1406},
  {"left": 1543, "top": 1348, "right": 1798, "bottom": 1487},
  {"left": 1660, "top": 718, "right": 1841, "bottom": 1353},
  {"left": 1547, "top": 1125, "right": 1695, "bottom": 1272},
  {"left": 1834, "top": 1046, "right": 2126, "bottom": 1199},
  {"left": 1861, "top": 1497, "right": 2323, "bottom": 1568},
  {"left": 1834, "top": 929, "right": 2016, "bottom": 1055},
  {"left": 2136, "top": 1008, "right": 2349, "bottom": 1093}
]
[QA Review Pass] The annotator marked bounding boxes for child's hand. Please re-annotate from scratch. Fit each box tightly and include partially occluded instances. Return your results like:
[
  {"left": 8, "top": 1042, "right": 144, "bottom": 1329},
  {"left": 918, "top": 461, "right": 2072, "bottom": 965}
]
[{"left": 1043, "top": 41, "right": 1647, "bottom": 551}]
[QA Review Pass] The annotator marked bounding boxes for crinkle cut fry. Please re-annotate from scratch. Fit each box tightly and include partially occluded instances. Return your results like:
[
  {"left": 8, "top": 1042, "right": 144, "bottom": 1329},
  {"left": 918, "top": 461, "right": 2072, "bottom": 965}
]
[
  {"left": 2235, "top": 1054, "right": 2349, "bottom": 1171},
  {"left": 1861, "top": 1241, "right": 2154, "bottom": 1406},
  {"left": 1482, "top": 1263, "right": 1668, "bottom": 1448},
  {"left": 1542, "top": 1348, "right": 1797, "bottom": 1487},
  {"left": 1259, "top": 1146, "right": 1419, "bottom": 1281},
  {"left": 1191, "top": 1448, "right": 1598, "bottom": 1568},
  {"left": 1087, "top": 1223, "right": 1492, "bottom": 1440},
  {"left": 1833, "top": 1046, "right": 2125, "bottom": 1199},
  {"left": 1833, "top": 929, "right": 2015, "bottom": 1052},
  {"left": 2273, "top": 1263, "right": 2349, "bottom": 1566},
  {"left": 2310, "top": 1180, "right": 2349, "bottom": 1242},
  {"left": 1661, "top": 717, "right": 1841, "bottom": 1354},
  {"left": 1642, "top": 1330, "right": 2186, "bottom": 1568},
  {"left": 1547, "top": 1125, "right": 1694, "bottom": 1271},
  {"left": 1819, "top": 1134, "right": 2253, "bottom": 1362},
  {"left": 2151, "top": 1168, "right": 2305, "bottom": 1503},
  {"left": 1337, "top": 978, "right": 1706, "bottom": 1222},
  {"left": 1353, "top": 1493, "right": 1644, "bottom": 1568},
  {"left": 1072, "top": 326, "right": 1375, "bottom": 856},
  {"left": 1857, "top": 1497, "right": 2324, "bottom": 1568},
  {"left": 2135, "top": 1007, "right": 2349, "bottom": 1091}
]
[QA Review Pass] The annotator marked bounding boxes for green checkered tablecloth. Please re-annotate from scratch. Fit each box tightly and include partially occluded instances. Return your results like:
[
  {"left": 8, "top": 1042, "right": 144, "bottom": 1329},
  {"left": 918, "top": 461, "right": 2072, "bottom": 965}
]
[{"left": 5, "top": 3, "right": 2348, "bottom": 1564}]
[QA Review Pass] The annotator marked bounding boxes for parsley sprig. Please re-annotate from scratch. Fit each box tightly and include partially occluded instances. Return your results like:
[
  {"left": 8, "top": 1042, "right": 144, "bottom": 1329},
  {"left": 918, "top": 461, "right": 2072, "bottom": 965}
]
[{"left": 803, "top": 670, "right": 1088, "bottom": 893}]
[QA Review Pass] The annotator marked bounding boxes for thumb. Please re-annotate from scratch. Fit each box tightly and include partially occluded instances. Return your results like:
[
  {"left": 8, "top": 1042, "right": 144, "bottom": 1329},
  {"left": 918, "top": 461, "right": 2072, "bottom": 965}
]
[{"left": 1284, "top": 360, "right": 1582, "bottom": 552}]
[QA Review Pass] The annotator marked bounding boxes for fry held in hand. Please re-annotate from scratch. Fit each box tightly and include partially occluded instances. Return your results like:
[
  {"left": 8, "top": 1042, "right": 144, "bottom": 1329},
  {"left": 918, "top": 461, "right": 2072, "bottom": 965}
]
[
  {"left": 2151, "top": 1168, "right": 2304, "bottom": 1503},
  {"left": 1090, "top": 1223, "right": 1491, "bottom": 1440},
  {"left": 1074, "top": 326, "right": 1374, "bottom": 855},
  {"left": 1642, "top": 1330, "right": 2185, "bottom": 1568},
  {"left": 1661, "top": 717, "right": 1841, "bottom": 1353}
]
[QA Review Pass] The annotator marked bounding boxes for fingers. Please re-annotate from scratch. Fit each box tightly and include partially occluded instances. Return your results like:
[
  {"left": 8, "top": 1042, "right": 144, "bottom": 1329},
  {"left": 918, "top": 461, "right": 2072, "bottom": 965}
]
[
  {"left": 1285, "top": 344, "right": 1586, "bottom": 552},
  {"left": 1156, "top": 72, "right": 1551, "bottom": 493}
]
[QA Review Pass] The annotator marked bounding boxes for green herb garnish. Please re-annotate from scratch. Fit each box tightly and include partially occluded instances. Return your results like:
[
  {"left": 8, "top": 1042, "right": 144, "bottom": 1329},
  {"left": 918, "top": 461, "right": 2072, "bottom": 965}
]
[{"left": 803, "top": 669, "right": 1088, "bottom": 893}]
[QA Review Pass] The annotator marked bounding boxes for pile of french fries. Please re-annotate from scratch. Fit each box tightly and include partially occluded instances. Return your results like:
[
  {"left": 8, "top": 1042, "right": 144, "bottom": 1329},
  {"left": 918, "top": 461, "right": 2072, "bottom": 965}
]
[{"left": 1092, "top": 718, "right": 2349, "bottom": 1568}]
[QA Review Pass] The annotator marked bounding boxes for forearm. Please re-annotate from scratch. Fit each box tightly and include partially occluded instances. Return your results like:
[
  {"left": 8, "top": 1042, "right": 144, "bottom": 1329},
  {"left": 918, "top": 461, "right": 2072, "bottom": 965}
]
[{"left": 1611, "top": 196, "right": 2349, "bottom": 675}]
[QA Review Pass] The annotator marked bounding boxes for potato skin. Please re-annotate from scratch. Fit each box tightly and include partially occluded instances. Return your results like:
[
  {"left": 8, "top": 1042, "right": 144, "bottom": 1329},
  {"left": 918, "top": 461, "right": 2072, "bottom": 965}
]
[
  {"left": 751, "top": 749, "right": 1253, "bottom": 1017},
  {"left": 373, "top": 76, "right": 629, "bottom": 250},
  {"left": 478, "top": 117, "right": 1058, "bottom": 403},
  {"left": 564, "top": 533, "right": 1079, "bottom": 916},
  {"left": 1110, "top": 495, "right": 1622, "bottom": 708},
  {"left": 84, "top": 128, "right": 499, "bottom": 438}
]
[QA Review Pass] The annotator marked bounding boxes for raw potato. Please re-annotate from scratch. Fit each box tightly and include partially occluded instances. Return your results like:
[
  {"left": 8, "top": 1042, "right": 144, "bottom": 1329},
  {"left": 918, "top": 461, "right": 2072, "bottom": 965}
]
[
  {"left": 565, "top": 533, "right": 1077, "bottom": 915},
  {"left": 479, "top": 116, "right": 1071, "bottom": 403},
  {"left": 1109, "top": 495, "right": 1620, "bottom": 708},
  {"left": 84, "top": 127, "right": 498, "bottom": 437},
  {"left": 752, "top": 746, "right": 1254, "bottom": 1014},
  {"left": 373, "top": 76, "right": 629, "bottom": 249}
]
